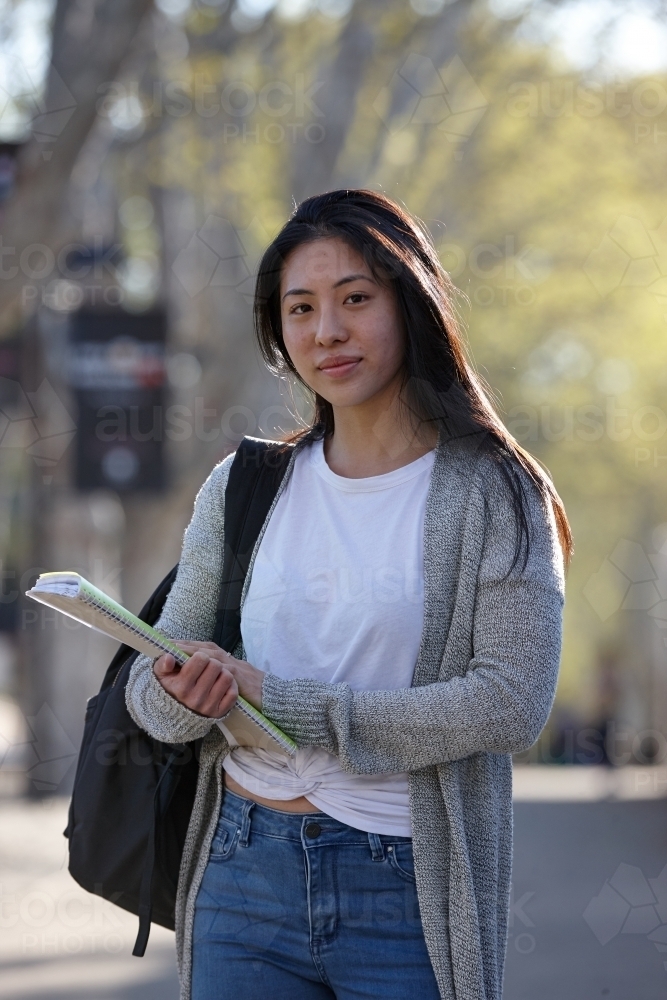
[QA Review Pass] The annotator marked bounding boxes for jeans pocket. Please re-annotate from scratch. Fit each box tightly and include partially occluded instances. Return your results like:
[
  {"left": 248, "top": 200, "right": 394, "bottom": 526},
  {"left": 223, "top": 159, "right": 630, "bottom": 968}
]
[
  {"left": 209, "top": 815, "right": 240, "bottom": 862},
  {"left": 386, "top": 841, "right": 416, "bottom": 883}
]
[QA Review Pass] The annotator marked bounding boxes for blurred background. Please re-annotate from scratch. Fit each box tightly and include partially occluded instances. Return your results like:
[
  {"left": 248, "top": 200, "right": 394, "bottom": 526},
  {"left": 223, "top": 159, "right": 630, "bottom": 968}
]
[{"left": 0, "top": 0, "right": 666, "bottom": 996}]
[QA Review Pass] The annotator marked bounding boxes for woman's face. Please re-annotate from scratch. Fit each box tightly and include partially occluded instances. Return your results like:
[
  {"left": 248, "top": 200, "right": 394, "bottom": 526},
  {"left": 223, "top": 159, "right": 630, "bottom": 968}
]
[{"left": 279, "top": 237, "right": 405, "bottom": 411}]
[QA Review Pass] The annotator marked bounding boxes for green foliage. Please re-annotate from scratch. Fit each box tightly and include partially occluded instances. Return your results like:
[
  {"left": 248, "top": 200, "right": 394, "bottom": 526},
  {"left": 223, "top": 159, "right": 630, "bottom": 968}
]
[{"left": 120, "top": 0, "right": 667, "bottom": 716}]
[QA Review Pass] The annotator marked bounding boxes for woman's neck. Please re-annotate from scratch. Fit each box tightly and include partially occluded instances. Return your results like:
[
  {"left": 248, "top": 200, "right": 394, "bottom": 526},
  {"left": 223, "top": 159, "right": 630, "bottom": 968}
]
[{"left": 322, "top": 391, "right": 438, "bottom": 479}]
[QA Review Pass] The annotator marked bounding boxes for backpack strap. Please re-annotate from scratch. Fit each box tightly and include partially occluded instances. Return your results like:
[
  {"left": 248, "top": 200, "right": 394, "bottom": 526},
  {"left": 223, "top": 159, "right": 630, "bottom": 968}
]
[
  {"left": 212, "top": 437, "right": 295, "bottom": 653},
  {"left": 133, "top": 746, "right": 182, "bottom": 957},
  {"left": 133, "top": 438, "right": 293, "bottom": 958}
]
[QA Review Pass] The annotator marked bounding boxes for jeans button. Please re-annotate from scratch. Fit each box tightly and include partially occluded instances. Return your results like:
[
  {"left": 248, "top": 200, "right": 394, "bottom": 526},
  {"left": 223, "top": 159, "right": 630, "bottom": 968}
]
[{"left": 305, "top": 822, "right": 321, "bottom": 839}]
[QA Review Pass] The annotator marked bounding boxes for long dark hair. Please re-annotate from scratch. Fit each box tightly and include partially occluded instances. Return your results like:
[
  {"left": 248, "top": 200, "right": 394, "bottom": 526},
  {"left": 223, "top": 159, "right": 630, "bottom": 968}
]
[{"left": 253, "top": 189, "right": 573, "bottom": 574}]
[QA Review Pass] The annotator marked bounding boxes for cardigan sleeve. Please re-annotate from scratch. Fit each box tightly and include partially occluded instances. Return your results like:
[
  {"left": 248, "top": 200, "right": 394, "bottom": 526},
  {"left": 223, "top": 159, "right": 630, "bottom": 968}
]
[
  {"left": 124, "top": 452, "right": 235, "bottom": 744},
  {"left": 261, "top": 458, "right": 566, "bottom": 774}
]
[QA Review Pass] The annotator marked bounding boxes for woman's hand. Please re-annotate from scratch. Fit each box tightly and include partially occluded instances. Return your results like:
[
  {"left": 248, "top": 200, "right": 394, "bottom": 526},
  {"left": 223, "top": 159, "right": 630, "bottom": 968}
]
[
  {"left": 174, "top": 640, "right": 265, "bottom": 711},
  {"left": 153, "top": 646, "right": 238, "bottom": 719}
]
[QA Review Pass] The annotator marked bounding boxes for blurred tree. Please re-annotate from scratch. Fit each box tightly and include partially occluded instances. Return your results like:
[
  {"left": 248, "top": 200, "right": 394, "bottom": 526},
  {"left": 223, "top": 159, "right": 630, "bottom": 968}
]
[
  {"left": 1, "top": 0, "right": 666, "bottom": 768},
  {"left": 130, "top": 0, "right": 665, "bottom": 731},
  {"left": 0, "top": 0, "right": 154, "bottom": 335}
]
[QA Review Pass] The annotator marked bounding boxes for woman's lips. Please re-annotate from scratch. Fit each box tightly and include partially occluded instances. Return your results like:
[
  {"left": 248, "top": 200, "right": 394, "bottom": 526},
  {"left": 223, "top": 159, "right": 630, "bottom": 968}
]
[{"left": 317, "top": 357, "right": 361, "bottom": 378}]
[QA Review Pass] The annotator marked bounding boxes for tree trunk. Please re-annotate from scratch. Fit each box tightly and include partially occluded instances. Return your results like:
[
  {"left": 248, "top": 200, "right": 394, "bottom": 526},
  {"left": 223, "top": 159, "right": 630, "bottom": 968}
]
[{"left": 0, "top": 0, "right": 154, "bottom": 337}]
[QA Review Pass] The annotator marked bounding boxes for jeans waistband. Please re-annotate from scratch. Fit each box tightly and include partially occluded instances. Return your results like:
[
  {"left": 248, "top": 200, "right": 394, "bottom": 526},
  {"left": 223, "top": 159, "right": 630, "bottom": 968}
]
[{"left": 221, "top": 788, "right": 412, "bottom": 853}]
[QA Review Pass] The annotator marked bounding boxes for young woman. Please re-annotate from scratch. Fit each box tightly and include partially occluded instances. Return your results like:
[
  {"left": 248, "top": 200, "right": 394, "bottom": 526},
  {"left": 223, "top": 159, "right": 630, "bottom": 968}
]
[{"left": 126, "top": 189, "right": 571, "bottom": 1000}]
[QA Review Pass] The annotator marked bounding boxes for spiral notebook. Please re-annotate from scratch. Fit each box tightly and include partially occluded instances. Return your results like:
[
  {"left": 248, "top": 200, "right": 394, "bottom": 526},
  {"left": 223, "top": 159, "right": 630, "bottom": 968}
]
[{"left": 26, "top": 572, "right": 297, "bottom": 756}]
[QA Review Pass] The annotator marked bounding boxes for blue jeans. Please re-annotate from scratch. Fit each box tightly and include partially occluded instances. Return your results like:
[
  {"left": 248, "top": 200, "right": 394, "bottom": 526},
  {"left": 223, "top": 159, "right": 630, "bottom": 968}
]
[{"left": 191, "top": 789, "right": 441, "bottom": 1000}]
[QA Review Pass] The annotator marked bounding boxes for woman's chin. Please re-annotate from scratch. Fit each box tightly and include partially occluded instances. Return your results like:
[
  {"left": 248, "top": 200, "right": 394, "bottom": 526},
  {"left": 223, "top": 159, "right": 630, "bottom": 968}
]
[
  {"left": 316, "top": 391, "right": 379, "bottom": 411},
  {"left": 311, "top": 376, "right": 396, "bottom": 412}
]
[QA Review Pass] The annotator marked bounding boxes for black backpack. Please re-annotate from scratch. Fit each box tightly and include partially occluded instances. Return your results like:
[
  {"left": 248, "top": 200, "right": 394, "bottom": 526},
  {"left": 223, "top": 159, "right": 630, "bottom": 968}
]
[{"left": 65, "top": 437, "right": 294, "bottom": 956}]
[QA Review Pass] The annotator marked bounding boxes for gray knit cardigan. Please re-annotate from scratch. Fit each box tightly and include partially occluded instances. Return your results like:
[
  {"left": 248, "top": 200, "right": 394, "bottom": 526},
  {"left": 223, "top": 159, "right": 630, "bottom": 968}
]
[{"left": 125, "top": 434, "right": 566, "bottom": 1000}]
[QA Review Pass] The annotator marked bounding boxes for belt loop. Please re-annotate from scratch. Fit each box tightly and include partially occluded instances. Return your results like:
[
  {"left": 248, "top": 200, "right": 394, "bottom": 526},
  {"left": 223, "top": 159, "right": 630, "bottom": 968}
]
[
  {"left": 239, "top": 798, "right": 255, "bottom": 847},
  {"left": 368, "top": 832, "right": 384, "bottom": 861}
]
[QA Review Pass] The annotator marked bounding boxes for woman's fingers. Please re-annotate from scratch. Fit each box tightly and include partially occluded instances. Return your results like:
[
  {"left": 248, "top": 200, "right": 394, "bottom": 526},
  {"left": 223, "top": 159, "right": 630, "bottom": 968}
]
[
  {"left": 175, "top": 640, "right": 228, "bottom": 657},
  {"left": 153, "top": 644, "right": 247, "bottom": 717},
  {"left": 183, "top": 640, "right": 219, "bottom": 649},
  {"left": 187, "top": 662, "right": 236, "bottom": 717},
  {"left": 154, "top": 649, "right": 237, "bottom": 718},
  {"left": 188, "top": 656, "right": 226, "bottom": 710},
  {"left": 208, "top": 670, "right": 238, "bottom": 718},
  {"left": 153, "top": 653, "right": 177, "bottom": 678},
  {"left": 172, "top": 650, "right": 211, "bottom": 690},
  {"left": 215, "top": 657, "right": 264, "bottom": 710}
]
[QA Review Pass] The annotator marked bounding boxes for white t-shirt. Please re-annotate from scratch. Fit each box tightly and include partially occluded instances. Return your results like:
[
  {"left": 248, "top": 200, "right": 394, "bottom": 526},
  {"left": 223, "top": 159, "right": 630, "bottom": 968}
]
[{"left": 222, "top": 438, "right": 435, "bottom": 836}]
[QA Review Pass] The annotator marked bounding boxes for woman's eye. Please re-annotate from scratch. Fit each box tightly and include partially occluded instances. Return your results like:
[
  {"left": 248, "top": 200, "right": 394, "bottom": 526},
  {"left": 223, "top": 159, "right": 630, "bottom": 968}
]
[
  {"left": 290, "top": 302, "right": 312, "bottom": 315},
  {"left": 345, "top": 292, "right": 368, "bottom": 305}
]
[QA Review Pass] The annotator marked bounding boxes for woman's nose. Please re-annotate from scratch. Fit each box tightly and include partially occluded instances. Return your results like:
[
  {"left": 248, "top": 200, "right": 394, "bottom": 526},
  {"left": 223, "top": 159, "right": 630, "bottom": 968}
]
[{"left": 314, "top": 307, "right": 350, "bottom": 346}]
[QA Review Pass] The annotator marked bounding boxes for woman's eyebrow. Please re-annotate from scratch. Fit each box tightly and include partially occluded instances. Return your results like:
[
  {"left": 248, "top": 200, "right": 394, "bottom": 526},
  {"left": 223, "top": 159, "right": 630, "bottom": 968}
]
[
  {"left": 332, "top": 272, "right": 375, "bottom": 289},
  {"left": 282, "top": 287, "right": 313, "bottom": 301},
  {"left": 282, "top": 273, "right": 375, "bottom": 301}
]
